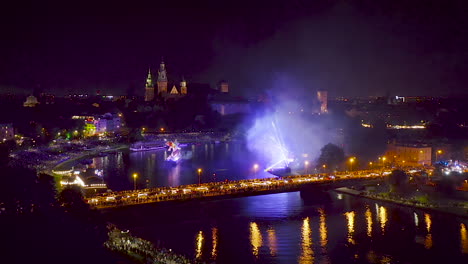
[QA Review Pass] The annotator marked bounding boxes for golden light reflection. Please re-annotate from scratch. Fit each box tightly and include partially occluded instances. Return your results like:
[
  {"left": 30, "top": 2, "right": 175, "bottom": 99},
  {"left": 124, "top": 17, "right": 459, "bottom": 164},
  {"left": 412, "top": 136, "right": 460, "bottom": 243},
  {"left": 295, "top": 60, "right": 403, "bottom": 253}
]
[
  {"left": 267, "top": 227, "right": 277, "bottom": 256},
  {"left": 365, "top": 207, "right": 373, "bottom": 237},
  {"left": 211, "top": 227, "right": 218, "bottom": 259},
  {"left": 414, "top": 212, "right": 419, "bottom": 227},
  {"left": 378, "top": 206, "right": 387, "bottom": 234},
  {"left": 299, "top": 217, "right": 314, "bottom": 264},
  {"left": 460, "top": 223, "right": 468, "bottom": 254},
  {"left": 319, "top": 208, "right": 328, "bottom": 247},
  {"left": 250, "top": 222, "right": 263, "bottom": 257},
  {"left": 196, "top": 231, "right": 204, "bottom": 259},
  {"left": 424, "top": 213, "right": 432, "bottom": 249},
  {"left": 424, "top": 234, "right": 433, "bottom": 249},
  {"left": 344, "top": 211, "right": 355, "bottom": 244},
  {"left": 424, "top": 213, "right": 431, "bottom": 232}
]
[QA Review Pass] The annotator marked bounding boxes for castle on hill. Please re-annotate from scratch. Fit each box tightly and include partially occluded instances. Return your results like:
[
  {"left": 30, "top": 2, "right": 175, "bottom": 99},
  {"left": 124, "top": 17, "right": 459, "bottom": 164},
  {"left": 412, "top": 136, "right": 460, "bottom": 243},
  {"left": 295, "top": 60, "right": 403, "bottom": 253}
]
[{"left": 144, "top": 59, "right": 187, "bottom": 101}]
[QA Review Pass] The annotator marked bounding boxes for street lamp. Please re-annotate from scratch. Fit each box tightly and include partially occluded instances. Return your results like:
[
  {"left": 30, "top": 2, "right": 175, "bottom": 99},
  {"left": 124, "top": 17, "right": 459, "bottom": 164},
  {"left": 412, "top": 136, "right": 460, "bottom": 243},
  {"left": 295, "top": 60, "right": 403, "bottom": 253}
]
[
  {"left": 132, "top": 173, "right": 138, "bottom": 191},
  {"left": 304, "top": 161, "right": 309, "bottom": 174},
  {"left": 253, "top": 164, "right": 259, "bottom": 177},
  {"left": 382, "top": 157, "right": 386, "bottom": 168},
  {"left": 369, "top": 162, "right": 373, "bottom": 169},
  {"left": 435, "top": 150, "right": 442, "bottom": 162},
  {"left": 349, "top": 157, "right": 355, "bottom": 171},
  {"left": 197, "top": 168, "right": 202, "bottom": 184}
]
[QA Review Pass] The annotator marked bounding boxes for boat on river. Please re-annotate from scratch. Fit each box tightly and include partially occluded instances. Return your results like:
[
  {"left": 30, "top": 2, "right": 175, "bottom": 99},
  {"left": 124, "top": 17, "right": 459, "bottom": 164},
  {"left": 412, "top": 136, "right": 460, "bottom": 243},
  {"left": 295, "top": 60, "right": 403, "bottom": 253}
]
[{"left": 130, "top": 141, "right": 166, "bottom": 152}]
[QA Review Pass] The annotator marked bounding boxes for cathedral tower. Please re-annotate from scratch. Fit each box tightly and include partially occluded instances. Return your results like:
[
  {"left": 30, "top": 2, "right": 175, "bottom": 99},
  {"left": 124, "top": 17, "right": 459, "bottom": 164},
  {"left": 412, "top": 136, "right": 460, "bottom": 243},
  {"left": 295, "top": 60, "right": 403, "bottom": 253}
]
[
  {"left": 144, "top": 68, "right": 154, "bottom": 101},
  {"left": 157, "top": 59, "right": 168, "bottom": 95}
]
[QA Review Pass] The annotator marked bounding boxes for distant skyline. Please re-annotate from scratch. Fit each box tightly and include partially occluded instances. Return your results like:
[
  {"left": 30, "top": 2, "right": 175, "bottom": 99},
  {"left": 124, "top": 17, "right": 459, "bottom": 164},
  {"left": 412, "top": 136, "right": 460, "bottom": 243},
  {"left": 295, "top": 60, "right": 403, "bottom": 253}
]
[{"left": 1, "top": 0, "right": 468, "bottom": 97}]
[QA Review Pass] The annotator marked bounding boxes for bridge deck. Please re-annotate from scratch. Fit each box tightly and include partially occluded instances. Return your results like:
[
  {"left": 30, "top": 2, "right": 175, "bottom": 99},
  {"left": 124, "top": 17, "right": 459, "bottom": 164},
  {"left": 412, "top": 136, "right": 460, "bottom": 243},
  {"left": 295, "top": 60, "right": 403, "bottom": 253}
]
[{"left": 88, "top": 171, "right": 390, "bottom": 209}]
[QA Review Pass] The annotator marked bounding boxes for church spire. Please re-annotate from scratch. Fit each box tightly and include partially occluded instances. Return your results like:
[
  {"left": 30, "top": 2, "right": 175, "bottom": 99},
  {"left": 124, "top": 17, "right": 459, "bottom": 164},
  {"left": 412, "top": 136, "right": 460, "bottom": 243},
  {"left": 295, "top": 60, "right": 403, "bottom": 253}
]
[
  {"left": 144, "top": 67, "right": 155, "bottom": 101},
  {"left": 146, "top": 68, "right": 153, "bottom": 87}
]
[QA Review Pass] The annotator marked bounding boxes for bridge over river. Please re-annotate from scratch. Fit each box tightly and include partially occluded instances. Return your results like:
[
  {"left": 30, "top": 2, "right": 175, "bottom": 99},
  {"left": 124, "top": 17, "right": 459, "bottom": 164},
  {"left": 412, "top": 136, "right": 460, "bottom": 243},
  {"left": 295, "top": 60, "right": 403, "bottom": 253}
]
[{"left": 87, "top": 170, "right": 396, "bottom": 209}]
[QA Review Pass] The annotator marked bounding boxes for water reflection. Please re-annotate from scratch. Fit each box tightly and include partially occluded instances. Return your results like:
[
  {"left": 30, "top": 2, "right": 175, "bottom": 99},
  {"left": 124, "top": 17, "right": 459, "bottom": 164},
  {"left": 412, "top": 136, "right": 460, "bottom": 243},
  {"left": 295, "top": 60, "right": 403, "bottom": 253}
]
[
  {"left": 109, "top": 190, "right": 468, "bottom": 264},
  {"left": 424, "top": 213, "right": 432, "bottom": 249},
  {"left": 345, "top": 211, "right": 355, "bottom": 244},
  {"left": 378, "top": 206, "right": 387, "bottom": 234},
  {"left": 414, "top": 212, "right": 419, "bottom": 227},
  {"left": 250, "top": 222, "right": 263, "bottom": 258},
  {"left": 319, "top": 208, "right": 330, "bottom": 264},
  {"left": 424, "top": 213, "right": 431, "bottom": 232},
  {"left": 299, "top": 217, "right": 314, "bottom": 264},
  {"left": 211, "top": 227, "right": 218, "bottom": 259},
  {"left": 167, "top": 164, "right": 181, "bottom": 186},
  {"left": 318, "top": 208, "right": 328, "bottom": 247},
  {"left": 461, "top": 223, "right": 468, "bottom": 254},
  {"left": 365, "top": 207, "right": 373, "bottom": 238},
  {"left": 267, "top": 227, "right": 277, "bottom": 256},
  {"left": 196, "top": 231, "right": 204, "bottom": 259}
]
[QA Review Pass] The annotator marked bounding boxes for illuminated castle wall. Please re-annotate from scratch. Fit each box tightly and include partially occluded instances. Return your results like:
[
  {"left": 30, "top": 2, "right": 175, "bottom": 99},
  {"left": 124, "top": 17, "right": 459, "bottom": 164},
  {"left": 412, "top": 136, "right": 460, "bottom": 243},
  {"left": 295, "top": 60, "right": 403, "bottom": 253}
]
[{"left": 144, "top": 59, "right": 187, "bottom": 100}]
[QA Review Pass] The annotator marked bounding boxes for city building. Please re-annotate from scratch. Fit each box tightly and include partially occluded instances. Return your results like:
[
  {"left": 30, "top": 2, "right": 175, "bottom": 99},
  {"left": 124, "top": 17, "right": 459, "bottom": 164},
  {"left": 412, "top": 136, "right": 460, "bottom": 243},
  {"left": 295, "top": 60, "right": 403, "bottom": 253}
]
[
  {"left": 144, "top": 68, "right": 155, "bottom": 101},
  {"left": 23, "top": 95, "right": 39, "bottom": 107},
  {"left": 317, "top": 90, "right": 328, "bottom": 114},
  {"left": 94, "top": 113, "right": 122, "bottom": 134},
  {"left": 386, "top": 142, "right": 432, "bottom": 166},
  {"left": 0, "top": 123, "right": 14, "bottom": 142}
]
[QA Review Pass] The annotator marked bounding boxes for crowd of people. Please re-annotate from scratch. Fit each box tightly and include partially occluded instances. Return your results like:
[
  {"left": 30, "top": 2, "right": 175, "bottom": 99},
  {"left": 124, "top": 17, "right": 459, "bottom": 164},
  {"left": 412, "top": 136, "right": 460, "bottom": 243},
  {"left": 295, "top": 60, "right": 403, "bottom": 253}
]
[{"left": 105, "top": 225, "right": 204, "bottom": 264}]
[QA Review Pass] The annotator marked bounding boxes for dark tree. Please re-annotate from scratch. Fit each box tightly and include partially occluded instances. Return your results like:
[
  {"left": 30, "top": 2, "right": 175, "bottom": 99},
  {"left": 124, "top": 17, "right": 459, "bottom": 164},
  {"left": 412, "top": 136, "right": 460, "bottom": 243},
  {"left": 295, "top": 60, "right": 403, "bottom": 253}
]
[
  {"left": 57, "top": 186, "right": 90, "bottom": 214},
  {"left": 317, "top": 143, "right": 345, "bottom": 171},
  {"left": 0, "top": 143, "right": 9, "bottom": 166},
  {"left": 387, "top": 169, "right": 409, "bottom": 194}
]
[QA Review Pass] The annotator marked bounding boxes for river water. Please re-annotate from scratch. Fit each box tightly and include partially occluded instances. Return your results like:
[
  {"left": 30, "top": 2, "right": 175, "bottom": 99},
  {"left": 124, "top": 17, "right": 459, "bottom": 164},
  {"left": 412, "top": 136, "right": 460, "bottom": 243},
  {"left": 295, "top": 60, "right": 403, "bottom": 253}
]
[
  {"left": 92, "top": 142, "right": 272, "bottom": 191},
  {"left": 91, "top": 143, "right": 468, "bottom": 264}
]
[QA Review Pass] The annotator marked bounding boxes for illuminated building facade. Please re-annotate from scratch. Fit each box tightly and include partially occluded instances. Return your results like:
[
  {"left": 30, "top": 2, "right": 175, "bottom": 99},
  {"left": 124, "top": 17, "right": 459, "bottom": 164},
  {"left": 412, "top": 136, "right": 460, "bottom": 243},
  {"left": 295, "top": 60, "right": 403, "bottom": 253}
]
[
  {"left": 317, "top": 90, "right": 328, "bottom": 114},
  {"left": 386, "top": 142, "right": 432, "bottom": 166},
  {"left": 0, "top": 123, "right": 14, "bottom": 142}
]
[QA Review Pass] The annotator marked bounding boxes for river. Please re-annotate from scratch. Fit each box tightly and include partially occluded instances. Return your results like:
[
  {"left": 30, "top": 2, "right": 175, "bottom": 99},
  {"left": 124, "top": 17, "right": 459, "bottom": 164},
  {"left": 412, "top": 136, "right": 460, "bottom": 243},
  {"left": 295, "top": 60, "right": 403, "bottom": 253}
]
[
  {"left": 91, "top": 142, "right": 272, "bottom": 191},
  {"left": 89, "top": 142, "right": 468, "bottom": 263}
]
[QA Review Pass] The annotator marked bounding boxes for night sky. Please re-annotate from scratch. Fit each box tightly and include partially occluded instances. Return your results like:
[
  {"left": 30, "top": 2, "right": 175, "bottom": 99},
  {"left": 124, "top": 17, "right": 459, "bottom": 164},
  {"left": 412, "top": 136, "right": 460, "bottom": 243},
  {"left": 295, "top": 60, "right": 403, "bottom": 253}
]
[{"left": 1, "top": 0, "right": 468, "bottom": 97}]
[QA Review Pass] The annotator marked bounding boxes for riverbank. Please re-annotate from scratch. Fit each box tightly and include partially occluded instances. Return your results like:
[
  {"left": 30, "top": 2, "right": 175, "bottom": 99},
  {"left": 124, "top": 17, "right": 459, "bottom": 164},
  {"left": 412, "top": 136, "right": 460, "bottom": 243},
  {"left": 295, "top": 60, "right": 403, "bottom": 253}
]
[
  {"left": 52, "top": 144, "right": 128, "bottom": 172},
  {"left": 335, "top": 187, "right": 468, "bottom": 218},
  {"left": 106, "top": 225, "right": 203, "bottom": 264}
]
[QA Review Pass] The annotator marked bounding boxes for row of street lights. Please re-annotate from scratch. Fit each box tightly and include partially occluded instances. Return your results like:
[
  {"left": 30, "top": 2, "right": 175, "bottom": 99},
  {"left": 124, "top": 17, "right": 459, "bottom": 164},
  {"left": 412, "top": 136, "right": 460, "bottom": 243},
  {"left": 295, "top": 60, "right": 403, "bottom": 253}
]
[
  {"left": 132, "top": 168, "right": 205, "bottom": 191},
  {"left": 130, "top": 150, "right": 445, "bottom": 190}
]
